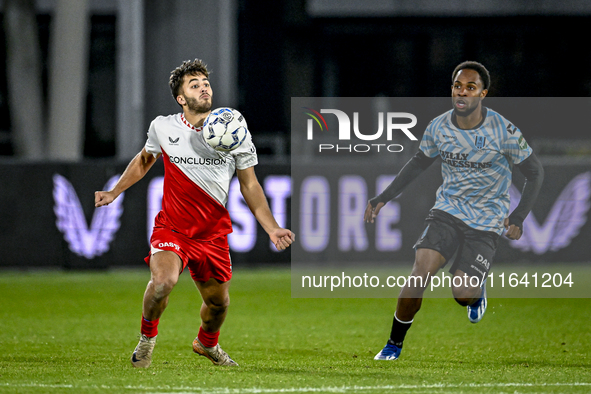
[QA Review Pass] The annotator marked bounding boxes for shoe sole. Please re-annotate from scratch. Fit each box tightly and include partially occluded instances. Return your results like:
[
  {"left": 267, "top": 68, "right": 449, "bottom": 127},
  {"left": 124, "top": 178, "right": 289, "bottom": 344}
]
[{"left": 374, "top": 354, "right": 399, "bottom": 360}]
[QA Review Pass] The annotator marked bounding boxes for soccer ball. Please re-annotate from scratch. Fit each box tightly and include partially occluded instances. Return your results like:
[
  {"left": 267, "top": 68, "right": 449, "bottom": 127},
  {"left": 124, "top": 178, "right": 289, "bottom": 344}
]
[{"left": 203, "top": 107, "right": 249, "bottom": 151}]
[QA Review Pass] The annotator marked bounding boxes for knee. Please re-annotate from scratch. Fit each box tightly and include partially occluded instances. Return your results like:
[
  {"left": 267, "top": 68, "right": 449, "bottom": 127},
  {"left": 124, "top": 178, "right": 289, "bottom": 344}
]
[
  {"left": 411, "top": 249, "right": 445, "bottom": 281},
  {"left": 404, "top": 266, "right": 436, "bottom": 293},
  {"left": 149, "top": 275, "right": 178, "bottom": 300},
  {"left": 454, "top": 296, "right": 474, "bottom": 306}
]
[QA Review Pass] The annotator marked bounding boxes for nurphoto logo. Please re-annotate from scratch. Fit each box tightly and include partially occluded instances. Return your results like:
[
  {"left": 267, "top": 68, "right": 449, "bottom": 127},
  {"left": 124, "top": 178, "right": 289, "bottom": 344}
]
[{"left": 303, "top": 107, "right": 418, "bottom": 154}]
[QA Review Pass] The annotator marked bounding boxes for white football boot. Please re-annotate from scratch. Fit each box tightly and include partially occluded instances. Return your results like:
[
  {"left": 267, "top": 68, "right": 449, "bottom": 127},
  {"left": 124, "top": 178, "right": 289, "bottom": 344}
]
[{"left": 130, "top": 334, "right": 157, "bottom": 368}]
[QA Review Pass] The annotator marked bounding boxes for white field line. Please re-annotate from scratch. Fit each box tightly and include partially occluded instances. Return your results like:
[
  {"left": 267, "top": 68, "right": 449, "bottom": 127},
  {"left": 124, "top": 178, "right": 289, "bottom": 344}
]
[{"left": 1, "top": 382, "right": 591, "bottom": 393}]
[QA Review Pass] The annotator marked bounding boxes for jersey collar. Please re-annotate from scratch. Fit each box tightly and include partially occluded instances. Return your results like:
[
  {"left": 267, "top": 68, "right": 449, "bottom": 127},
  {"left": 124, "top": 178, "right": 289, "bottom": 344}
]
[
  {"left": 180, "top": 113, "right": 202, "bottom": 132},
  {"left": 450, "top": 106, "right": 488, "bottom": 130}
]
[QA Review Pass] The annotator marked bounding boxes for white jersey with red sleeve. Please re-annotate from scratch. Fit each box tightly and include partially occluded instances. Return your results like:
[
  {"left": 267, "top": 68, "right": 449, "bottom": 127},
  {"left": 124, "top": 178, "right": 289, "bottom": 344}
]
[{"left": 144, "top": 113, "right": 258, "bottom": 241}]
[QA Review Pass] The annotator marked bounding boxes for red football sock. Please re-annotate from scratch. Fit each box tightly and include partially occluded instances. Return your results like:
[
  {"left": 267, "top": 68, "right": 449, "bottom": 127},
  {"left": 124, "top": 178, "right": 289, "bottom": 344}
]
[
  {"left": 198, "top": 327, "right": 220, "bottom": 348},
  {"left": 141, "top": 316, "right": 160, "bottom": 338}
]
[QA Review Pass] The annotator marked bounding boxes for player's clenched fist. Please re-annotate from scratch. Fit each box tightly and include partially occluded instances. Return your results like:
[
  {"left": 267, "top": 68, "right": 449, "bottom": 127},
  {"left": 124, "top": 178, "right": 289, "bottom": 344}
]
[
  {"left": 503, "top": 218, "right": 523, "bottom": 240},
  {"left": 95, "top": 191, "right": 116, "bottom": 207},
  {"left": 271, "top": 229, "right": 295, "bottom": 251}
]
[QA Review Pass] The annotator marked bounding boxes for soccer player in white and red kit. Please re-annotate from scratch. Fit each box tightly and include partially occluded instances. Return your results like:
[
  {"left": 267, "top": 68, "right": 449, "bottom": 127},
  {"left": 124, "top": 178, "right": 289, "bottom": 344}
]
[{"left": 95, "top": 59, "right": 294, "bottom": 368}]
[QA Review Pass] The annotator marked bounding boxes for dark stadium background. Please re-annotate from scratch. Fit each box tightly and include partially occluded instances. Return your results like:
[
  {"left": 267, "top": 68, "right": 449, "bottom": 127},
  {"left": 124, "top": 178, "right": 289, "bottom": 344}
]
[{"left": 0, "top": 0, "right": 589, "bottom": 269}]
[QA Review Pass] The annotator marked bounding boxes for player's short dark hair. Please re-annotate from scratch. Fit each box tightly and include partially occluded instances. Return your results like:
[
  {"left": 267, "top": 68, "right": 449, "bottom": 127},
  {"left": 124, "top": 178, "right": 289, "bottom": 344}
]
[
  {"left": 452, "top": 61, "right": 491, "bottom": 91},
  {"left": 169, "top": 58, "right": 210, "bottom": 99}
]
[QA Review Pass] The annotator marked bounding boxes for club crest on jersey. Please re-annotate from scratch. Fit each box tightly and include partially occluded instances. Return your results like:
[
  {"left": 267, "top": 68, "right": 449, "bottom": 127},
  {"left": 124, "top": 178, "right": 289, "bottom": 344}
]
[
  {"left": 474, "top": 136, "right": 486, "bottom": 150},
  {"left": 169, "top": 136, "right": 180, "bottom": 145}
]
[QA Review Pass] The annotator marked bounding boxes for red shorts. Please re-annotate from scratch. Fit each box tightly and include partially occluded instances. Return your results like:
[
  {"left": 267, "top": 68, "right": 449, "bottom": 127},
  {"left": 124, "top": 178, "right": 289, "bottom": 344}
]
[{"left": 145, "top": 226, "right": 232, "bottom": 283}]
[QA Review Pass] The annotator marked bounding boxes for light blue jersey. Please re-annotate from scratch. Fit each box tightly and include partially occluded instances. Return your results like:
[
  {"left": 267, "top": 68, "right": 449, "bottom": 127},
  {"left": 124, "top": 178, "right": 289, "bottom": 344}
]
[{"left": 420, "top": 107, "right": 532, "bottom": 235}]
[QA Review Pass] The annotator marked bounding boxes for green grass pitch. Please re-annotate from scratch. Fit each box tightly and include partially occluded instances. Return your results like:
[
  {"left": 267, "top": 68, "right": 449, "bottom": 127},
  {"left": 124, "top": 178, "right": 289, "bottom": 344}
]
[{"left": 0, "top": 268, "right": 589, "bottom": 393}]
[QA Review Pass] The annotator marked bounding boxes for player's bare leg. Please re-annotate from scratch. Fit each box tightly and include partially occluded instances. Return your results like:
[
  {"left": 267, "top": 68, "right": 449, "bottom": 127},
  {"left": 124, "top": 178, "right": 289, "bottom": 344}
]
[
  {"left": 452, "top": 269, "right": 488, "bottom": 323},
  {"left": 396, "top": 248, "right": 446, "bottom": 320},
  {"left": 195, "top": 278, "right": 231, "bottom": 332},
  {"left": 375, "top": 248, "right": 446, "bottom": 360},
  {"left": 142, "top": 251, "right": 183, "bottom": 320},
  {"left": 451, "top": 269, "right": 483, "bottom": 306},
  {"left": 131, "top": 251, "right": 182, "bottom": 368},
  {"left": 192, "top": 278, "right": 237, "bottom": 366}
]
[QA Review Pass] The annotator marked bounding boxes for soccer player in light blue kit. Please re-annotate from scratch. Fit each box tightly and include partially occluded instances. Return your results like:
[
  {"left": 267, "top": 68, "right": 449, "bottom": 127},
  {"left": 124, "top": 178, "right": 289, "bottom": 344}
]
[{"left": 364, "top": 61, "right": 544, "bottom": 360}]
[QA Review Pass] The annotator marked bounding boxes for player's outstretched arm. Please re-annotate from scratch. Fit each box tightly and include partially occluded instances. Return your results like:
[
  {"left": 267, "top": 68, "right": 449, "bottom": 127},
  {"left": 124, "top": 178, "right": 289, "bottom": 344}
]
[
  {"left": 95, "top": 148, "right": 160, "bottom": 207},
  {"left": 236, "top": 167, "right": 295, "bottom": 251},
  {"left": 364, "top": 150, "right": 436, "bottom": 223},
  {"left": 504, "top": 153, "right": 544, "bottom": 240}
]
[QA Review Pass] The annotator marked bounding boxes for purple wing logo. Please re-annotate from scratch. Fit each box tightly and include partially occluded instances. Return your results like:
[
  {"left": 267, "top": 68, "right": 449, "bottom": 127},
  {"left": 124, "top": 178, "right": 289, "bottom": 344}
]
[
  {"left": 53, "top": 174, "right": 125, "bottom": 259},
  {"left": 508, "top": 172, "right": 591, "bottom": 254}
]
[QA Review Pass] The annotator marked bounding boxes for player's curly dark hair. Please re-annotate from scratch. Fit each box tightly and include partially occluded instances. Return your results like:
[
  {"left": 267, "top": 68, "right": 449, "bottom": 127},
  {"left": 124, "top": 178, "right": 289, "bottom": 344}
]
[
  {"left": 452, "top": 61, "right": 490, "bottom": 91},
  {"left": 169, "top": 58, "right": 210, "bottom": 99}
]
